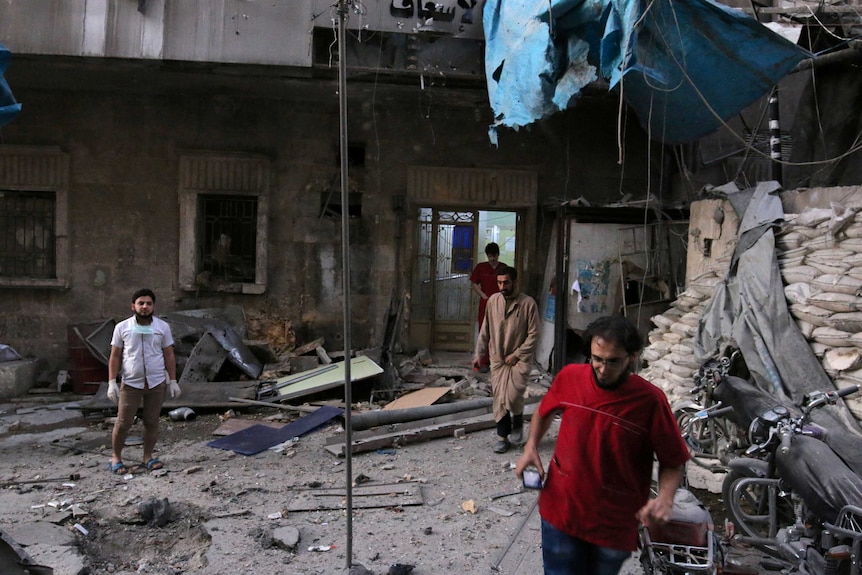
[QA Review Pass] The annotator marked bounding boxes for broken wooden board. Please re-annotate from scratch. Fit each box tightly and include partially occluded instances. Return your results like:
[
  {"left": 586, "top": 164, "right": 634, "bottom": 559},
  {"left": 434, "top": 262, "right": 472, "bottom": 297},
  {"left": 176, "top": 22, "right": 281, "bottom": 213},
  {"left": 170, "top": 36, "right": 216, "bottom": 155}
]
[
  {"left": 79, "top": 380, "right": 258, "bottom": 412},
  {"left": 324, "top": 402, "right": 537, "bottom": 457},
  {"left": 211, "top": 418, "right": 286, "bottom": 437},
  {"left": 287, "top": 481, "right": 423, "bottom": 511},
  {"left": 274, "top": 356, "right": 383, "bottom": 401},
  {"left": 281, "top": 337, "right": 325, "bottom": 359},
  {"left": 382, "top": 387, "right": 449, "bottom": 410},
  {"left": 324, "top": 412, "right": 496, "bottom": 456}
]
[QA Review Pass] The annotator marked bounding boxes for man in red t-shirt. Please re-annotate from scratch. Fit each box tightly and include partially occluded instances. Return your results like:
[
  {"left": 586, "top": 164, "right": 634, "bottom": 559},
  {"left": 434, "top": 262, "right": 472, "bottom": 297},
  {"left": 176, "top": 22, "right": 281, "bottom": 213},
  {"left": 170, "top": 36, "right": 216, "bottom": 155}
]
[
  {"left": 515, "top": 315, "right": 689, "bottom": 575},
  {"left": 469, "top": 242, "right": 506, "bottom": 372}
]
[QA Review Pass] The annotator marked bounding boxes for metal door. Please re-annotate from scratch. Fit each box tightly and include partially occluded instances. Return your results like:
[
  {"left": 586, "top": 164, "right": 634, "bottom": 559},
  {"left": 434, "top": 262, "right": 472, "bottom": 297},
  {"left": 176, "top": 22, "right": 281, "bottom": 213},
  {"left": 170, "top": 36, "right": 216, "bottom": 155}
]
[{"left": 409, "top": 208, "right": 519, "bottom": 352}]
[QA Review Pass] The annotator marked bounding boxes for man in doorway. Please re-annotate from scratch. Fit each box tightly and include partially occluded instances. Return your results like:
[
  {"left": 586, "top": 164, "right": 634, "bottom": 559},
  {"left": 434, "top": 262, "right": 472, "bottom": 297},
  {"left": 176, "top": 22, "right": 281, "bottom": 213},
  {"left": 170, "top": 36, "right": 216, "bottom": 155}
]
[
  {"left": 473, "top": 265, "right": 538, "bottom": 453},
  {"left": 515, "top": 315, "right": 689, "bottom": 575},
  {"left": 469, "top": 242, "right": 507, "bottom": 373},
  {"left": 107, "top": 288, "right": 180, "bottom": 474}
]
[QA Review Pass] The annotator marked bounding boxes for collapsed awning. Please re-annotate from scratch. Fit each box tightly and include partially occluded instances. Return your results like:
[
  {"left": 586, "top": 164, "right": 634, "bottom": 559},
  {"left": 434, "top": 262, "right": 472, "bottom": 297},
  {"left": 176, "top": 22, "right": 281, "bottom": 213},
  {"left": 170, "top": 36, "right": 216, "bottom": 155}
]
[
  {"left": 483, "top": 0, "right": 811, "bottom": 144},
  {"left": 0, "top": 43, "right": 22, "bottom": 127}
]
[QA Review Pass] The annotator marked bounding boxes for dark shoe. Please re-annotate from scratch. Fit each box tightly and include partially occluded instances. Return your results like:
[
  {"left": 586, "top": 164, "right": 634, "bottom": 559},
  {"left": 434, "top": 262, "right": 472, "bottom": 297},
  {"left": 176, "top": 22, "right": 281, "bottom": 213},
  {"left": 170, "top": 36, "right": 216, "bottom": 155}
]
[
  {"left": 509, "top": 428, "right": 524, "bottom": 445},
  {"left": 493, "top": 439, "right": 511, "bottom": 454}
]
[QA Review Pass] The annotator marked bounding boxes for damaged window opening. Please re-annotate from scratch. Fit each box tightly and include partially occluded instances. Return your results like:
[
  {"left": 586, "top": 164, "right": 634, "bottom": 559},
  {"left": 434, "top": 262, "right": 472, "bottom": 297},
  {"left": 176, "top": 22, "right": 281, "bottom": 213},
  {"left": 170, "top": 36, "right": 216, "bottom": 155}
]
[
  {"left": 200, "top": 194, "right": 258, "bottom": 284},
  {"left": 178, "top": 153, "right": 269, "bottom": 294},
  {"left": 0, "top": 190, "right": 56, "bottom": 278},
  {"left": 320, "top": 191, "right": 363, "bottom": 218}
]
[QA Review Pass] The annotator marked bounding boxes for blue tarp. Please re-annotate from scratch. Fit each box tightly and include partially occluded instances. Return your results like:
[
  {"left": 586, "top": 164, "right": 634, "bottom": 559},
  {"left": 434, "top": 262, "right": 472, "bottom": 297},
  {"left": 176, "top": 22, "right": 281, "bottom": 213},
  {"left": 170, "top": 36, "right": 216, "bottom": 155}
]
[
  {"left": 484, "top": 0, "right": 812, "bottom": 144},
  {"left": 0, "top": 43, "right": 22, "bottom": 127}
]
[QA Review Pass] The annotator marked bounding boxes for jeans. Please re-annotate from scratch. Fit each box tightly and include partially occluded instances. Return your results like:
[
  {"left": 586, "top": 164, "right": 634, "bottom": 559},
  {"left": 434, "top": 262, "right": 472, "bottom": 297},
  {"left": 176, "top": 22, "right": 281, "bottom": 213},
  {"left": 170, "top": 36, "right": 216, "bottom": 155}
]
[{"left": 541, "top": 519, "right": 631, "bottom": 575}]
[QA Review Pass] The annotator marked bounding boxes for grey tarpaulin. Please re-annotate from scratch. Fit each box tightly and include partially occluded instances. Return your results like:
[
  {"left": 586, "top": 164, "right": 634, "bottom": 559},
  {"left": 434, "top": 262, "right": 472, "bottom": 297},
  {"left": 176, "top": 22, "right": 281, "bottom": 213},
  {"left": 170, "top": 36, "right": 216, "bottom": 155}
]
[{"left": 695, "top": 181, "right": 862, "bottom": 472}]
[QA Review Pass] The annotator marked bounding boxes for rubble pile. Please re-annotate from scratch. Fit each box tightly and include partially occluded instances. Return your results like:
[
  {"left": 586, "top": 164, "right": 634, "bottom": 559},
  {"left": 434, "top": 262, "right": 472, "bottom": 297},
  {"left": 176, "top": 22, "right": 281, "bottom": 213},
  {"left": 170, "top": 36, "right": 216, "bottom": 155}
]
[{"left": 641, "top": 203, "right": 862, "bottom": 422}]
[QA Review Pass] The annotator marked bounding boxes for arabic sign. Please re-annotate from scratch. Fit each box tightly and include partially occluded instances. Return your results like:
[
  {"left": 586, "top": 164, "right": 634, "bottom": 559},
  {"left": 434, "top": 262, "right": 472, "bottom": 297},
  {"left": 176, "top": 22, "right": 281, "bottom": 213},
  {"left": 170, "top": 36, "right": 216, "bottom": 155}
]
[{"left": 312, "top": 0, "right": 486, "bottom": 39}]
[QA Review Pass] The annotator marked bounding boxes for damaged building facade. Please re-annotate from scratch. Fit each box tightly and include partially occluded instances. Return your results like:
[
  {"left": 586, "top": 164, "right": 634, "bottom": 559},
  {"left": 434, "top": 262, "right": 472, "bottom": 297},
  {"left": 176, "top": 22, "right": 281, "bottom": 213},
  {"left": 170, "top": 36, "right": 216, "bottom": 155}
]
[
  {"left": 0, "top": 0, "right": 860, "bottom": 388},
  {"left": 0, "top": 0, "right": 670, "bottom": 378}
]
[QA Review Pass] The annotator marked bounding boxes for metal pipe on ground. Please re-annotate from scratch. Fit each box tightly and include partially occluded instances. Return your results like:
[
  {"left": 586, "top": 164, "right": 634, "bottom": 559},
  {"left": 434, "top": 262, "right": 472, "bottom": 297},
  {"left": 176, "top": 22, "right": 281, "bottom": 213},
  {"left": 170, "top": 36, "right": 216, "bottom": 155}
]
[
  {"left": 351, "top": 396, "right": 541, "bottom": 431},
  {"left": 351, "top": 398, "right": 494, "bottom": 431}
]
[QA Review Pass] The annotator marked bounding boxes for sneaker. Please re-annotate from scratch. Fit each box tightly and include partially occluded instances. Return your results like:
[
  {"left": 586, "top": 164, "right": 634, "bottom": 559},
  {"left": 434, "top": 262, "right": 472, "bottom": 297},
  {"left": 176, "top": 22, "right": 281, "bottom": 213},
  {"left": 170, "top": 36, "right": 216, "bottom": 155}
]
[
  {"left": 493, "top": 439, "right": 511, "bottom": 454},
  {"left": 509, "top": 428, "right": 523, "bottom": 445}
]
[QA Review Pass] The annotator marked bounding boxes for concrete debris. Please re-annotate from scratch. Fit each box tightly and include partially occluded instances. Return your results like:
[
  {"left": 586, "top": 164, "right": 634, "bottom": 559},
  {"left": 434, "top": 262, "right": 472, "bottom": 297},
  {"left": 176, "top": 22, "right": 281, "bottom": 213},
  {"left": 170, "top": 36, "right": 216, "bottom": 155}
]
[
  {"left": 414, "top": 349, "right": 433, "bottom": 366},
  {"left": 138, "top": 497, "right": 173, "bottom": 527},
  {"left": 271, "top": 525, "right": 300, "bottom": 550}
]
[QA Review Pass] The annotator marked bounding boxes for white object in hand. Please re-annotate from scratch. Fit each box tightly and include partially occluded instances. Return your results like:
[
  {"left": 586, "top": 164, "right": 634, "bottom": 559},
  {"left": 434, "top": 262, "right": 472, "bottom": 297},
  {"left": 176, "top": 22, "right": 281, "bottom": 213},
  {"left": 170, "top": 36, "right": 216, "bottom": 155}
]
[{"left": 169, "top": 380, "right": 181, "bottom": 399}]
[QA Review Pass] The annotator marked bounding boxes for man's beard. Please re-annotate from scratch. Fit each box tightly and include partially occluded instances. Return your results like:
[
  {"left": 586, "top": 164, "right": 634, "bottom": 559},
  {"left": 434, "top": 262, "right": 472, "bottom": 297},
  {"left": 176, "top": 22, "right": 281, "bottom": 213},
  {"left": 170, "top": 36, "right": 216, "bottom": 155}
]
[
  {"left": 135, "top": 312, "right": 153, "bottom": 324},
  {"left": 592, "top": 368, "right": 628, "bottom": 390}
]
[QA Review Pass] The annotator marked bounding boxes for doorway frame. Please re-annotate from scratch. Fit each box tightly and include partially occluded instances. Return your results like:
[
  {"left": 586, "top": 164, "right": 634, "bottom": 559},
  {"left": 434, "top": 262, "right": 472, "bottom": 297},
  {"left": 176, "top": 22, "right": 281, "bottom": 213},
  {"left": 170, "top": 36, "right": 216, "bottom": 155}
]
[{"left": 403, "top": 166, "right": 538, "bottom": 354}]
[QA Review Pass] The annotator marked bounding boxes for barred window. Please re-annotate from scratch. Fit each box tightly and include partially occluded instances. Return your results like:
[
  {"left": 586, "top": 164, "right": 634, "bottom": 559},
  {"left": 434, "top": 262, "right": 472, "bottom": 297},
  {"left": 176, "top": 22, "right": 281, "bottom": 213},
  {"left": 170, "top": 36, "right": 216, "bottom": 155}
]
[
  {"left": 200, "top": 194, "right": 258, "bottom": 284},
  {"left": 178, "top": 153, "right": 269, "bottom": 294},
  {"left": 0, "top": 190, "right": 56, "bottom": 278},
  {"left": 0, "top": 146, "right": 68, "bottom": 288}
]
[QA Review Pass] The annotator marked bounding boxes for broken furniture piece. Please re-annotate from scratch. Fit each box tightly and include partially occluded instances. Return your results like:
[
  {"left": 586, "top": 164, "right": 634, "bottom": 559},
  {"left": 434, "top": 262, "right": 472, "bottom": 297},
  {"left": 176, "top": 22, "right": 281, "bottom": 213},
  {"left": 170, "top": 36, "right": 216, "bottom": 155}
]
[{"left": 259, "top": 355, "right": 383, "bottom": 403}]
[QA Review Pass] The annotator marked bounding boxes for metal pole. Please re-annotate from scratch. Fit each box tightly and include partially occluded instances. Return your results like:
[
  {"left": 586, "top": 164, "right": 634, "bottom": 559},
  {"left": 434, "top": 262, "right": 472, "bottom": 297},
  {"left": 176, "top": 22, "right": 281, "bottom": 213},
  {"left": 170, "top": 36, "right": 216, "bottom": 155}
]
[
  {"left": 553, "top": 206, "right": 568, "bottom": 374},
  {"left": 768, "top": 86, "right": 782, "bottom": 185},
  {"left": 336, "top": 1, "right": 354, "bottom": 569}
]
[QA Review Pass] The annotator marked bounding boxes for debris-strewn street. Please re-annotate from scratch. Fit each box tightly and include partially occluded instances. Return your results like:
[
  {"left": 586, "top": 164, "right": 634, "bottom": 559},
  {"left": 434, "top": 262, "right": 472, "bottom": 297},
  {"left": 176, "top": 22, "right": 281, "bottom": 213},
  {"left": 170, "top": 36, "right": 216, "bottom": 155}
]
[
  {"left": 2, "top": 344, "right": 769, "bottom": 575},
  {"left": 0, "top": 354, "right": 571, "bottom": 575}
]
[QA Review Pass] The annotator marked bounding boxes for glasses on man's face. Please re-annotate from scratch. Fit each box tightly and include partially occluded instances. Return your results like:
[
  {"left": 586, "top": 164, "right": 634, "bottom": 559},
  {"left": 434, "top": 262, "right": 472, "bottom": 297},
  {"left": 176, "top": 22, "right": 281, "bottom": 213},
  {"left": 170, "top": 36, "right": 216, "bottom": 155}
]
[{"left": 589, "top": 354, "right": 628, "bottom": 369}]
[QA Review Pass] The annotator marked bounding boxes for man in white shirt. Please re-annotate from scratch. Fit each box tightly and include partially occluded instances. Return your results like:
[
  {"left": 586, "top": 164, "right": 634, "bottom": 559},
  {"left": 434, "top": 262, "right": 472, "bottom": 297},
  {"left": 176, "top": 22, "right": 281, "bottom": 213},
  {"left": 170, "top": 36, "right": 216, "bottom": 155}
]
[{"left": 107, "top": 288, "right": 180, "bottom": 474}]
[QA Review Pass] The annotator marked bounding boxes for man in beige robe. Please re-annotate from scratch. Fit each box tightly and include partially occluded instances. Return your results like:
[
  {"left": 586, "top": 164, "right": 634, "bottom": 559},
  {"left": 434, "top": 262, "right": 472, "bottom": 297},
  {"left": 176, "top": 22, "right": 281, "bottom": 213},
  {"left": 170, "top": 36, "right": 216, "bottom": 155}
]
[{"left": 473, "top": 265, "right": 539, "bottom": 453}]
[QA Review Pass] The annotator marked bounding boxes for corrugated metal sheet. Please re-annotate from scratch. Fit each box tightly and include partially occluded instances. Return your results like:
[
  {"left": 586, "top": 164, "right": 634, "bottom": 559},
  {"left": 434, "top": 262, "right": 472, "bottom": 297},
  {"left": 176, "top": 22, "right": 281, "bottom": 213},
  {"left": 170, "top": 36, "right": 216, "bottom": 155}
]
[
  {"left": 164, "top": 0, "right": 311, "bottom": 66},
  {"left": 0, "top": 0, "right": 312, "bottom": 67},
  {"left": 407, "top": 166, "right": 537, "bottom": 207},
  {"left": 0, "top": 0, "right": 88, "bottom": 56}
]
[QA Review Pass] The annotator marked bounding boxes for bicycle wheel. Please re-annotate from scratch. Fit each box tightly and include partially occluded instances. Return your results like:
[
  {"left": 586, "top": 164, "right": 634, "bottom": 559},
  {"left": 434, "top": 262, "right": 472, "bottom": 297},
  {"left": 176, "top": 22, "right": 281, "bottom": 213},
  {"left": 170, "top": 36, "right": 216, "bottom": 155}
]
[
  {"left": 676, "top": 408, "right": 733, "bottom": 470},
  {"left": 721, "top": 471, "right": 794, "bottom": 557}
]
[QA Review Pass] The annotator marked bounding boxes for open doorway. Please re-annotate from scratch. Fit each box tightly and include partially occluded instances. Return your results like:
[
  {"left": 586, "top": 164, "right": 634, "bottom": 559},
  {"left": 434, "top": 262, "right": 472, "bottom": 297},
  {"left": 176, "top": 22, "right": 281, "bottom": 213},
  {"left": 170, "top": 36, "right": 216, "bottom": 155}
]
[{"left": 409, "top": 208, "right": 519, "bottom": 352}]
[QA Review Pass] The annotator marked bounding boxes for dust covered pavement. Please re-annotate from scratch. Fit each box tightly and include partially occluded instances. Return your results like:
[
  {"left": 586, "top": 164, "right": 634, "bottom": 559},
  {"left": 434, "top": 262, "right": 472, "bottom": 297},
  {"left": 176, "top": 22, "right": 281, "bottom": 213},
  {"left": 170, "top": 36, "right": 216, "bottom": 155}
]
[
  {"left": 0, "top": 368, "right": 738, "bottom": 575},
  {"left": 0, "top": 377, "right": 565, "bottom": 575}
]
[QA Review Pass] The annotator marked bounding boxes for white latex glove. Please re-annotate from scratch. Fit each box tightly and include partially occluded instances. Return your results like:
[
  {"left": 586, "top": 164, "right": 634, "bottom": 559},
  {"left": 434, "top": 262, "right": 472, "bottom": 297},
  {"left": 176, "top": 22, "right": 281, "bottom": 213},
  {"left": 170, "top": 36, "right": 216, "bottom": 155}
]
[
  {"left": 107, "top": 379, "right": 119, "bottom": 404},
  {"left": 169, "top": 380, "right": 181, "bottom": 399}
]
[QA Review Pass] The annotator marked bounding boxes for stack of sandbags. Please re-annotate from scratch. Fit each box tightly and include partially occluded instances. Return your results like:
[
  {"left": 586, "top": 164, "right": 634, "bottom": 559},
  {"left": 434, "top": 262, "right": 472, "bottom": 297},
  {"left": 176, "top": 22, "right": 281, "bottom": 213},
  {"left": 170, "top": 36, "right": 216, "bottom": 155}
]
[
  {"left": 640, "top": 201, "right": 862, "bottom": 423},
  {"left": 639, "top": 265, "right": 729, "bottom": 406},
  {"left": 779, "top": 204, "right": 862, "bottom": 420}
]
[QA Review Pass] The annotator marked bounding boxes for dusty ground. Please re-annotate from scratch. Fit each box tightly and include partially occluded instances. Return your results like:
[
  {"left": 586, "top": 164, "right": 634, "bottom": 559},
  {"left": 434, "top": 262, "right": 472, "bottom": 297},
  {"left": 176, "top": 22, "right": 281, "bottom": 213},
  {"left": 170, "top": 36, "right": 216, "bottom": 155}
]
[{"left": 0, "top": 355, "right": 733, "bottom": 575}]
